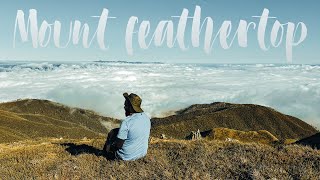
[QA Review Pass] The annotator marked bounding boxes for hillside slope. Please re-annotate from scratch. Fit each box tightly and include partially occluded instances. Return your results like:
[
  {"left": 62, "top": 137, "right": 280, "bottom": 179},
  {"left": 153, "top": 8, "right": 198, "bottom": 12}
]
[
  {"left": 296, "top": 133, "right": 320, "bottom": 149},
  {"left": 0, "top": 138, "right": 319, "bottom": 179},
  {"left": 1, "top": 99, "right": 318, "bottom": 144},
  {"left": 204, "top": 127, "right": 279, "bottom": 145},
  {"left": 1, "top": 99, "right": 319, "bottom": 178},
  {"left": 151, "top": 102, "right": 318, "bottom": 140},
  {"left": 0, "top": 99, "right": 120, "bottom": 143}
]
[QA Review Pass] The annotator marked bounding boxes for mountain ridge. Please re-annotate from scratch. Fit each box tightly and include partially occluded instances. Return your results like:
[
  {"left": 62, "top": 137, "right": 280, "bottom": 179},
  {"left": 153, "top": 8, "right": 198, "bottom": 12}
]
[
  {"left": 151, "top": 102, "right": 318, "bottom": 140},
  {"left": 0, "top": 99, "right": 120, "bottom": 143},
  {"left": 0, "top": 99, "right": 318, "bottom": 144}
]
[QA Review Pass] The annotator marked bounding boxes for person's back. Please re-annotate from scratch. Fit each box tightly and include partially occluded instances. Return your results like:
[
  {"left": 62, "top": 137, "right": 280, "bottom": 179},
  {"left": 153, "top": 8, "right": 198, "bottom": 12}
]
[
  {"left": 103, "top": 92, "right": 151, "bottom": 161},
  {"left": 116, "top": 112, "right": 151, "bottom": 160}
]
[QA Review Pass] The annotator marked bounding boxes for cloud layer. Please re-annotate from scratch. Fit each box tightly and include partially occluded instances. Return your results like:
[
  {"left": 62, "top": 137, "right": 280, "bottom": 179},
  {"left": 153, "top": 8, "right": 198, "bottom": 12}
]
[{"left": 0, "top": 62, "right": 319, "bottom": 128}]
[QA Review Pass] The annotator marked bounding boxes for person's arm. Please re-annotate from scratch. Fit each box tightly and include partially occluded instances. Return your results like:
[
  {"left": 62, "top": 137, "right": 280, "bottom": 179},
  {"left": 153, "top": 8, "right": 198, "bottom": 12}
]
[
  {"left": 110, "top": 138, "right": 125, "bottom": 151},
  {"left": 113, "top": 120, "right": 129, "bottom": 151}
]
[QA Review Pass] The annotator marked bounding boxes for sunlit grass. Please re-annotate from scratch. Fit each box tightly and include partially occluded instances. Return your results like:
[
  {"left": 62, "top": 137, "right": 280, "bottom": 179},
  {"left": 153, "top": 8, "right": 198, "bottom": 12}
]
[{"left": 1, "top": 138, "right": 319, "bottom": 179}]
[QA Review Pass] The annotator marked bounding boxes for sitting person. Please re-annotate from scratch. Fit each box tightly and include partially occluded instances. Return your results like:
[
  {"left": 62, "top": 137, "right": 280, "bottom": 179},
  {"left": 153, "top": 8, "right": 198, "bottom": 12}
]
[{"left": 103, "top": 92, "right": 151, "bottom": 161}]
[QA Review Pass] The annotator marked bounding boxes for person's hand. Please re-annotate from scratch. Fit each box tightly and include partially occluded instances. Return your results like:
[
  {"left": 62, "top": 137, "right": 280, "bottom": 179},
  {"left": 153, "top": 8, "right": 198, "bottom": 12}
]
[{"left": 105, "top": 144, "right": 111, "bottom": 153}]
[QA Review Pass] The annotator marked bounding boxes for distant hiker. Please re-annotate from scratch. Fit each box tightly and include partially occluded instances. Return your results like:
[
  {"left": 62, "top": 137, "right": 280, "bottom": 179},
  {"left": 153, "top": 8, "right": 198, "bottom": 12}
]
[{"left": 103, "top": 93, "right": 151, "bottom": 161}]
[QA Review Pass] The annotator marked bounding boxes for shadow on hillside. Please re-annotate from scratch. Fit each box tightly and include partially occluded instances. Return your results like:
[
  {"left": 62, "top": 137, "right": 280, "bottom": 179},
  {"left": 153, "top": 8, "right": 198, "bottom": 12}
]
[
  {"left": 296, "top": 133, "right": 320, "bottom": 149},
  {"left": 60, "top": 143, "right": 107, "bottom": 158}
]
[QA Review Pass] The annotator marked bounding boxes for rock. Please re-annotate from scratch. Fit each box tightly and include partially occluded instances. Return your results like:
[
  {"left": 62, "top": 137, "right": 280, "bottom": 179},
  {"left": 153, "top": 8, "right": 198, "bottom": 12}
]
[{"left": 160, "top": 134, "right": 166, "bottom": 139}]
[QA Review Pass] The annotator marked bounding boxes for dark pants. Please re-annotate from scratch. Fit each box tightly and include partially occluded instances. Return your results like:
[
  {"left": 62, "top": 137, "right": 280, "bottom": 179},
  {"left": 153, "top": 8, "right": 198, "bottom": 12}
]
[{"left": 103, "top": 128, "right": 120, "bottom": 160}]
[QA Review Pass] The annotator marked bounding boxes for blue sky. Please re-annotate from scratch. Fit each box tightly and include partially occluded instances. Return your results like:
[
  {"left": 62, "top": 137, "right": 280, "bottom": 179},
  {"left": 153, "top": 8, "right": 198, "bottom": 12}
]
[{"left": 0, "top": 0, "right": 319, "bottom": 63}]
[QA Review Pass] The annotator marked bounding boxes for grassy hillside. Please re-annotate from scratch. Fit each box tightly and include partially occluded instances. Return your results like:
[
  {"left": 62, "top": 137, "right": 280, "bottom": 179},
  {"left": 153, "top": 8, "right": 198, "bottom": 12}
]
[
  {"left": 151, "top": 102, "right": 318, "bottom": 140},
  {"left": 0, "top": 138, "right": 319, "bottom": 179},
  {"left": 205, "top": 128, "right": 279, "bottom": 145},
  {"left": 1, "top": 99, "right": 319, "bottom": 179},
  {"left": 0, "top": 99, "right": 120, "bottom": 143},
  {"left": 1, "top": 99, "right": 317, "bottom": 144}
]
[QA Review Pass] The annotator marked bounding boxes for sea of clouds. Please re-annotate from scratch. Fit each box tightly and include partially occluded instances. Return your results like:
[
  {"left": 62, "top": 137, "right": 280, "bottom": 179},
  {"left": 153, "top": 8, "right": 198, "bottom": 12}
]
[{"left": 0, "top": 61, "right": 319, "bottom": 129}]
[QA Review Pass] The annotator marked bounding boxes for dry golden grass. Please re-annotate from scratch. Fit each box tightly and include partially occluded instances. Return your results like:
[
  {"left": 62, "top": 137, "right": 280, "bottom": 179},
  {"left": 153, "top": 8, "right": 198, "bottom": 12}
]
[
  {"left": 206, "top": 128, "right": 279, "bottom": 145},
  {"left": 151, "top": 102, "right": 318, "bottom": 140},
  {"left": 0, "top": 109, "right": 106, "bottom": 143},
  {"left": 0, "top": 99, "right": 120, "bottom": 143},
  {"left": 1, "top": 99, "right": 319, "bottom": 179},
  {"left": 285, "top": 139, "right": 298, "bottom": 145},
  {"left": 1, "top": 137, "right": 319, "bottom": 179},
  {"left": 0, "top": 99, "right": 119, "bottom": 134}
]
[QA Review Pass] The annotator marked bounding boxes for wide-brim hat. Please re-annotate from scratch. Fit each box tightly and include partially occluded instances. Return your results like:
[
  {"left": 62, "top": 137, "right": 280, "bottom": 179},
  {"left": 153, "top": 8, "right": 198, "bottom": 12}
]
[{"left": 123, "top": 92, "right": 144, "bottom": 113}]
